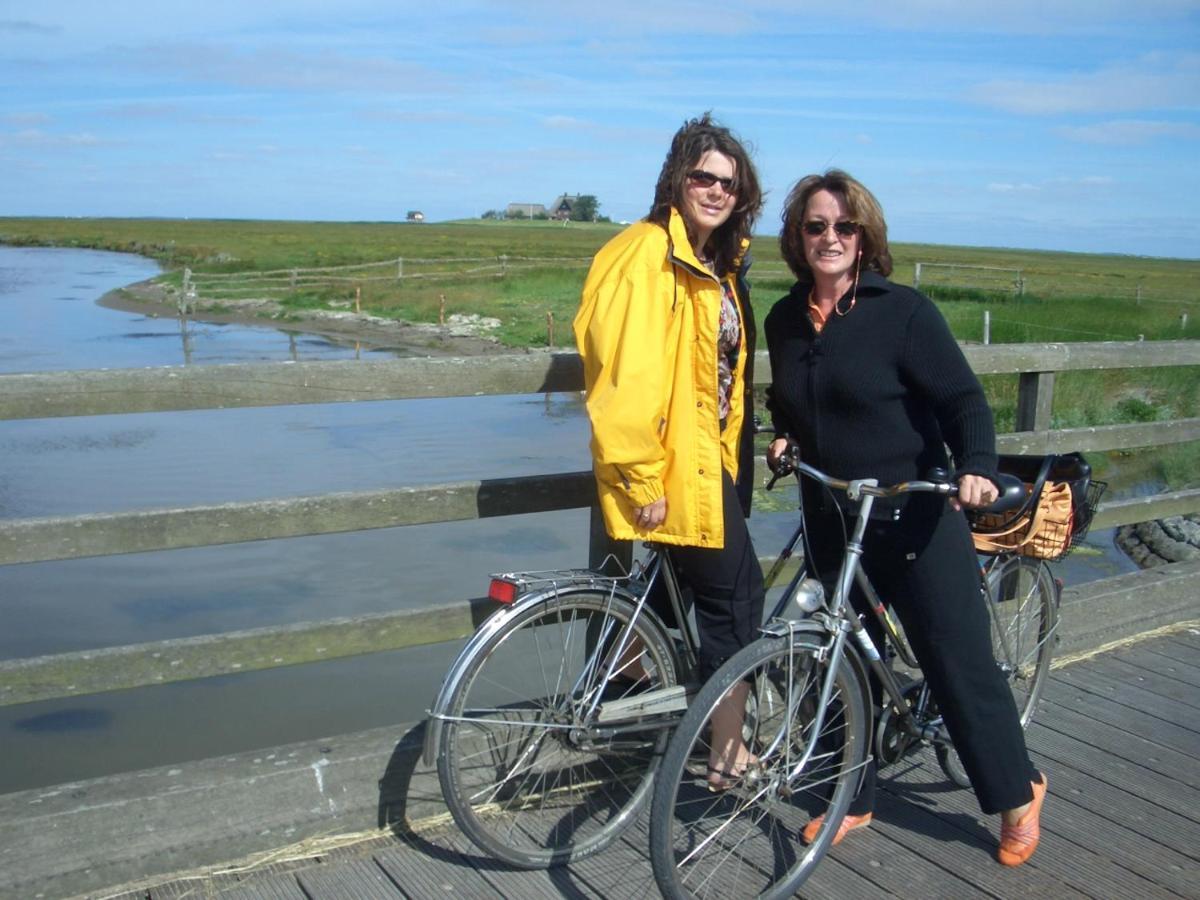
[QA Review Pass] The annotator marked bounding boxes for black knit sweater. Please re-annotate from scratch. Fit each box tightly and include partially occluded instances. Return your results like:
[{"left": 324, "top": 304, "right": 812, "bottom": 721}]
[{"left": 765, "top": 272, "right": 998, "bottom": 491}]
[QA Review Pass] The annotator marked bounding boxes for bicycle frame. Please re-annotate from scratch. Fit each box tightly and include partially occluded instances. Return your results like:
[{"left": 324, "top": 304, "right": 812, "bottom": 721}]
[
  {"left": 758, "top": 463, "right": 968, "bottom": 770},
  {"left": 424, "top": 546, "right": 712, "bottom": 766}
]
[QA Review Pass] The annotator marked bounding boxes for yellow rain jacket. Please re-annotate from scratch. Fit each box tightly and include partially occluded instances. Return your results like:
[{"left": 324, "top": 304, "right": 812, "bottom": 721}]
[{"left": 573, "top": 209, "right": 754, "bottom": 549}]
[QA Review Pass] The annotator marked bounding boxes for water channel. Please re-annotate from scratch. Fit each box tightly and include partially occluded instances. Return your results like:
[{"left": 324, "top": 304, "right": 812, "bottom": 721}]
[{"left": 0, "top": 246, "right": 1139, "bottom": 796}]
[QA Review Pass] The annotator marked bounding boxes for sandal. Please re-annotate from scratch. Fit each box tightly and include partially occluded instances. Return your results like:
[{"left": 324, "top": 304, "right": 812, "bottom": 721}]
[
  {"left": 998, "top": 773, "right": 1047, "bottom": 866},
  {"left": 801, "top": 811, "right": 872, "bottom": 846},
  {"left": 685, "top": 759, "right": 756, "bottom": 793}
]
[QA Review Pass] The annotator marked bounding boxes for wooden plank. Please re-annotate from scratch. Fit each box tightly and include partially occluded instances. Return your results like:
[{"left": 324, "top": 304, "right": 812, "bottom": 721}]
[
  {"left": 1090, "top": 654, "right": 1200, "bottom": 700},
  {"left": 869, "top": 760, "right": 1089, "bottom": 899},
  {"left": 1051, "top": 666, "right": 1200, "bottom": 732},
  {"left": 373, "top": 835, "right": 502, "bottom": 899},
  {"left": 0, "top": 354, "right": 588, "bottom": 420},
  {"left": 994, "top": 418, "right": 1200, "bottom": 457},
  {"left": 199, "top": 875, "right": 309, "bottom": 900},
  {"left": 1169, "top": 630, "right": 1200, "bottom": 651},
  {"left": 962, "top": 340, "right": 1200, "bottom": 375},
  {"left": 1020, "top": 721, "right": 1200, "bottom": 861},
  {"left": 1112, "top": 645, "right": 1200, "bottom": 689},
  {"left": 1037, "top": 696, "right": 1200, "bottom": 790},
  {"left": 1027, "top": 720, "right": 1200, "bottom": 822},
  {"left": 882, "top": 752, "right": 1180, "bottom": 900},
  {"left": 1145, "top": 636, "right": 1200, "bottom": 667},
  {"left": 2, "top": 464, "right": 1194, "bottom": 570},
  {"left": 3, "top": 342, "right": 1194, "bottom": 421},
  {"left": 0, "top": 471, "right": 596, "bottom": 565},
  {"left": 0, "top": 600, "right": 493, "bottom": 707},
  {"left": 561, "top": 822, "right": 658, "bottom": 900},
  {"left": 294, "top": 857, "right": 404, "bottom": 898},
  {"left": 1042, "top": 678, "right": 1200, "bottom": 759},
  {"left": 818, "top": 805, "right": 996, "bottom": 900},
  {"left": 1009, "top": 758, "right": 1199, "bottom": 897}
]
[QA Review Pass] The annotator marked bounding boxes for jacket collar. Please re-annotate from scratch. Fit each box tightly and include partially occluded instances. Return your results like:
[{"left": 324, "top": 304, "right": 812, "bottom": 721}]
[
  {"left": 790, "top": 269, "right": 890, "bottom": 301},
  {"left": 665, "top": 207, "right": 750, "bottom": 281}
]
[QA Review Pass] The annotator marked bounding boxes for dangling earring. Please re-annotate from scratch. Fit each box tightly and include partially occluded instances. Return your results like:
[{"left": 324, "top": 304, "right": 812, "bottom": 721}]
[{"left": 835, "top": 251, "right": 862, "bottom": 317}]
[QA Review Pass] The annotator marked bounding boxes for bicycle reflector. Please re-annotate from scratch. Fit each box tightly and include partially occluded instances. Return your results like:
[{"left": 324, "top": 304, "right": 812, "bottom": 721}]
[{"left": 488, "top": 578, "right": 519, "bottom": 604}]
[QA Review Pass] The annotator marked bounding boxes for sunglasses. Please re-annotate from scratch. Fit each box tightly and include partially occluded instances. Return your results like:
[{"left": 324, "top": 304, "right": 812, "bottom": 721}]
[
  {"left": 687, "top": 170, "right": 737, "bottom": 193},
  {"left": 802, "top": 220, "right": 861, "bottom": 238}
]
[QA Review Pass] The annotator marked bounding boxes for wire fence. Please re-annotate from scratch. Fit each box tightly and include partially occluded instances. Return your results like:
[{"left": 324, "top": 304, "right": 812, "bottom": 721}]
[
  {"left": 182, "top": 255, "right": 594, "bottom": 298},
  {"left": 913, "top": 260, "right": 1197, "bottom": 308}
]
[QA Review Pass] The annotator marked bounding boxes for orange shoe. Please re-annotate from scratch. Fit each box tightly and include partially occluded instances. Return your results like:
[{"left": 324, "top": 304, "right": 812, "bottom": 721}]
[
  {"left": 801, "top": 811, "right": 872, "bottom": 846},
  {"left": 998, "top": 773, "right": 1047, "bottom": 866}
]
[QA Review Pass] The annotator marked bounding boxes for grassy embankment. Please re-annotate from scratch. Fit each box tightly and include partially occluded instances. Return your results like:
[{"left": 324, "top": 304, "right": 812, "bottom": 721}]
[{"left": 2, "top": 216, "right": 1198, "bottom": 491}]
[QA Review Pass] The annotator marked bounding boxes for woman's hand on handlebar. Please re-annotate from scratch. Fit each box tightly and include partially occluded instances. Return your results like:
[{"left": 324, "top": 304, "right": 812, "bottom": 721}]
[
  {"left": 767, "top": 438, "right": 791, "bottom": 473},
  {"left": 951, "top": 473, "right": 999, "bottom": 512}
]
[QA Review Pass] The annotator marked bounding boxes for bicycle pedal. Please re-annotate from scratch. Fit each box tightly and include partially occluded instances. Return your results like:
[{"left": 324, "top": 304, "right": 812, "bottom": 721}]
[{"left": 597, "top": 685, "right": 691, "bottom": 722}]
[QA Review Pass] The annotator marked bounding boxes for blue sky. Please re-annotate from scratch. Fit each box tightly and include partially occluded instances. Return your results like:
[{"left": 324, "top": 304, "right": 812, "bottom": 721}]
[{"left": 2, "top": 1, "right": 1198, "bottom": 258}]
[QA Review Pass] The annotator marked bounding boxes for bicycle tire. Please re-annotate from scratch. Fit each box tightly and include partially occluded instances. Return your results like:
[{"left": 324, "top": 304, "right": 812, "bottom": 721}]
[
  {"left": 937, "top": 556, "right": 1057, "bottom": 788},
  {"left": 438, "top": 590, "right": 678, "bottom": 867},
  {"left": 650, "top": 634, "right": 867, "bottom": 900}
]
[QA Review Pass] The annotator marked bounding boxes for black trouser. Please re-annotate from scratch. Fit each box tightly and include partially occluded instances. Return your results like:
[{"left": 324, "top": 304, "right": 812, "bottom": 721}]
[
  {"left": 662, "top": 470, "right": 767, "bottom": 683},
  {"left": 805, "top": 493, "right": 1038, "bottom": 816}
]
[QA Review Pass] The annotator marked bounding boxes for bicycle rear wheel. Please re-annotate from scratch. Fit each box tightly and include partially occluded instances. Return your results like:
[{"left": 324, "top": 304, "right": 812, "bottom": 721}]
[
  {"left": 438, "top": 590, "right": 677, "bottom": 867},
  {"left": 650, "top": 634, "right": 866, "bottom": 900},
  {"left": 938, "top": 556, "right": 1057, "bottom": 787}
]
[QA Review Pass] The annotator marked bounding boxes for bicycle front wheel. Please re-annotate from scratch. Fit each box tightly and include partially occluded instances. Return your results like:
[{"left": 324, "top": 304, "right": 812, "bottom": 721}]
[
  {"left": 986, "top": 556, "right": 1058, "bottom": 725},
  {"left": 438, "top": 590, "right": 677, "bottom": 868},
  {"left": 650, "top": 634, "right": 867, "bottom": 900},
  {"left": 938, "top": 556, "right": 1057, "bottom": 788}
]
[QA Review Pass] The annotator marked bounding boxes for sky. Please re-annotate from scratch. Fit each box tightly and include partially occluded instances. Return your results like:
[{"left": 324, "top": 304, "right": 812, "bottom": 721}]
[{"left": 2, "top": 1, "right": 1199, "bottom": 258}]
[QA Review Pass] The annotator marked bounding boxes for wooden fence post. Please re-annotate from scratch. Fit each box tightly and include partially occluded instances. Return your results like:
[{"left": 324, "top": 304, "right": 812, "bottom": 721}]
[
  {"left": 913, "top": 262, "right": 922, "bottom": 290},
  {"left": 354, "top": 286, "right": 361, "bottom": 314},
  {"left": 983, "top": 310, "right": 991, "bottom": 345},
  {"left": 547, "top": 311, "right": 555, "bottom": 347},
  {"left": 1015, "top": 372, "right": 1055, "bottom": 432},
  {"left": 397, "top": 258, "right": 404, "bottom": 280},
  {"left": 439, "top": 294, "right": 446, "bottom": 326}
]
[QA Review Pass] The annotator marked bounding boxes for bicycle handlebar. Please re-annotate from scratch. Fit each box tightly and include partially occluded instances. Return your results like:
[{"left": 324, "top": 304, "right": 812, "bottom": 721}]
[{"left": 766, "top": 446, "right": 1027, "bottom": 513}]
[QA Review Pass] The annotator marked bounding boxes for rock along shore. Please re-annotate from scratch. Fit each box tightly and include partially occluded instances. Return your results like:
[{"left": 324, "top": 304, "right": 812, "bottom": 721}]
[{"left": 98, "top": 278, "right": 518, "bottom": 359}]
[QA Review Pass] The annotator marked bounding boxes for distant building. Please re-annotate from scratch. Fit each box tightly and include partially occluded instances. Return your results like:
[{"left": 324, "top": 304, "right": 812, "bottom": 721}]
[
  {"left": 406, "top": 210, "right": 425, "bottom": 222},
  {"left": 548, "top": 194, "right": 579, "bottom": 221},
  {"left": 506, "top": 202, "right": 546, "bottom": 219}
]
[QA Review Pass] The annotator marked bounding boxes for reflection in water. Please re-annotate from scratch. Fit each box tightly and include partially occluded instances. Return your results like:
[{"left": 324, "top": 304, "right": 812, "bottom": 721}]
[{"left": 14, "top": 708, "right": 114, "bottom": 733}]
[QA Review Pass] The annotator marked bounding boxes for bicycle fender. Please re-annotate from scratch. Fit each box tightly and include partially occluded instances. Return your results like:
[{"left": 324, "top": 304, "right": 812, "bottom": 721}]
[
  {"left": 421, "top": 583, "right": 646, "bottom": 767},
  {"left": 759, "top": 617, "right": 872, "bottom": 707}
]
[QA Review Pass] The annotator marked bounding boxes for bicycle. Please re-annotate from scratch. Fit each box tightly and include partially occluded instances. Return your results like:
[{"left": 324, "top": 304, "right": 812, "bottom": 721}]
[
  {"left": 648, "top": 450, "right": 1103, "bottom": 899},
  {"left": 423, "top": 517, "right": 833, "bottom": 868}
]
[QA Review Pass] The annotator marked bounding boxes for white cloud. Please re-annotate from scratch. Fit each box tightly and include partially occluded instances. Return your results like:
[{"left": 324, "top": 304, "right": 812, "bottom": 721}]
[
  {"left": 987, "top": 182, "right": 1040, "bottom": 193},
  {"left": 1, "top": 129, "right": 108, "bottom": 148},
  {"left": 122, "top": 43, "right": 462, "bottom": 95},
  {"left": 3, "top": 112, "right": 52, "bottom": 126},
  {"left": 968, "top": 53, "right": 1200, "bottom": 115},
  {"left": 1055, "top": 120, "right": 1200, "bottom": 144}
]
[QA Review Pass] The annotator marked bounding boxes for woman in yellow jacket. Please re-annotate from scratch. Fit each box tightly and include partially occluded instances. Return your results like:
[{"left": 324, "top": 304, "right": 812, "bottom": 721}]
[{"left": 573, "top": 114, "right": 764, "bottom": 788}]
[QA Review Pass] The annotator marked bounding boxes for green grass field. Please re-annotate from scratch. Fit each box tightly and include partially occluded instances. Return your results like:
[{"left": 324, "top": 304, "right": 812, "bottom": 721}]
[{"left": 2, "top": 215, "right": 1197, "bottom": 492}]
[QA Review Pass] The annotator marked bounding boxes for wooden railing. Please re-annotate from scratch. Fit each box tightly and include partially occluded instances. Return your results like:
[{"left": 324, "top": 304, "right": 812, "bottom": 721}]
[{"left": 2, "top": 342, "right": 1199, "bottom": 708}]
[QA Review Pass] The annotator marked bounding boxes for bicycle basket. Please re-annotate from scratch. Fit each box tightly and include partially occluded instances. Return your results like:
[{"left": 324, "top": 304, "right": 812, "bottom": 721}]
[{"left": 968, "top": 453, "right": 1106, "bottom": 561}]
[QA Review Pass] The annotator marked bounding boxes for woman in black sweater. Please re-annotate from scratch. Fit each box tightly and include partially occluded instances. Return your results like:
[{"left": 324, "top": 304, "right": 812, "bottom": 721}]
[{"left": 764, "top": 170, "right": 1046, "bottom": 867}]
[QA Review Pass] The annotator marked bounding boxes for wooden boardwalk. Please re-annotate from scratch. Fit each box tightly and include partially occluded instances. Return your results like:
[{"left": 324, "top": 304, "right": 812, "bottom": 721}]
[{"left": 118, "top": 628, "right": 1200, "bottom": 899}]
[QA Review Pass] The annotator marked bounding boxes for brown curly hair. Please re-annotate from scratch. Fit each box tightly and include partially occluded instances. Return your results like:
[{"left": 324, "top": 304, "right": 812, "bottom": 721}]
[
  {"left": 647, "top": 113, "right": 763, "bottom": 277},
  {"left": 780, "top": 169, "right": 893, "bottom": 279}
]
